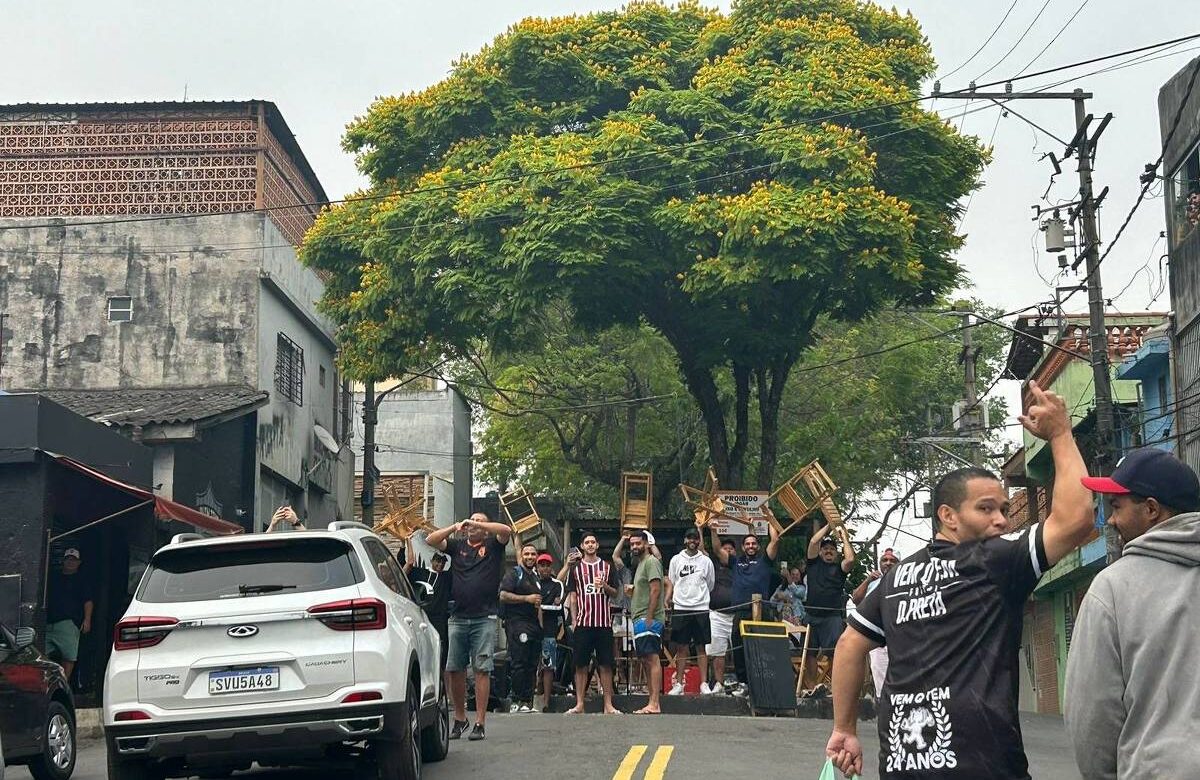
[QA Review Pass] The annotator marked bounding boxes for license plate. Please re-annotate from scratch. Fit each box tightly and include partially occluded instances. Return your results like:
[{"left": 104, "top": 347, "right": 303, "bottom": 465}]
[{"left": 208, "top": 667, "right": 280, "bottom": 695}]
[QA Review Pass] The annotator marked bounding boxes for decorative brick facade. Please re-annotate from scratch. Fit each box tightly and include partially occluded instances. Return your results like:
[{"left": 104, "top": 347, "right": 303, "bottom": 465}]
[{"left": 0, "top": 102, "right": 325, "bottom": 245}]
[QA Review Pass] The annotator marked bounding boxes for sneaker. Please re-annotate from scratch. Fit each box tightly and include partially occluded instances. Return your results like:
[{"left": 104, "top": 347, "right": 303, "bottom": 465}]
[
  {"left": 731, "top": 683, "right": 748, "bottom": 698},
  {"left": 468, "top": 723, "right": 486, "bottom": 741},
  {"left": 667, "top": 683, "right": 685, "bottom": 696},
  {"left": 509, "top": 703, "right": 522, "bottom": 714},
  {"left": 700, "top": 682, "right": 712, "bottom": 695},
  {"left": 517, "top": 703, "right": 535, "bottom": 713},
  {"left": 708, "top": 682, "right": 724, "bottom": 695},
  {"left": 449, "top": 719, "right": 469, "bottom": 740}
]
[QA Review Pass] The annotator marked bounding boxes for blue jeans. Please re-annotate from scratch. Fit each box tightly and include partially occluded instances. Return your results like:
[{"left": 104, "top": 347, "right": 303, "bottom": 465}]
[{"left": 446, "top": 616, "right": 497, "bottom": 673}]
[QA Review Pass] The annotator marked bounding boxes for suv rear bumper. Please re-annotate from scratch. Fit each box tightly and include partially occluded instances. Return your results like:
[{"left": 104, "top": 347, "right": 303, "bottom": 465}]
[{"left": 105, "top": 705, "right": 386, "bottom": 760}]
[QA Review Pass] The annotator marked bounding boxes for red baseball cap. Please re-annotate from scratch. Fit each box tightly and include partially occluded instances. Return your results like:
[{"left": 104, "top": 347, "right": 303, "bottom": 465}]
[{"left": 535, "top": 553, "right": 553, "bottom": 564}]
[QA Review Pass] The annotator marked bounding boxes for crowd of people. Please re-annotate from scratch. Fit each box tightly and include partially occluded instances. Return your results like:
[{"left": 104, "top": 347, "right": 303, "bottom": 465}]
[{"left": 397, "top": 496, "right": 881, "bottom": 738}]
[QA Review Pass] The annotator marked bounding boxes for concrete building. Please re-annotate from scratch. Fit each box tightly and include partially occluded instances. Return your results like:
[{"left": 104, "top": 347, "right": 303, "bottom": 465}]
[
  {"left": 1004, "top": 311, "right": 1166, "bottom": 714},
  {"left": 1161, "top": 56, "right": 1200, "bottom": 468},
  {"left": 0, "top": 101, "right": 353, "bottom": 529},
  {"left": 352, "top": 380, "right": 472, "bottom": 559}
]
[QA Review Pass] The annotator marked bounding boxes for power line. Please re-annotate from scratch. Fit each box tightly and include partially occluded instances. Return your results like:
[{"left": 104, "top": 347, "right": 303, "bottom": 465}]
[
  {"left": 1015, "top": 0, "right": 1092, "bottom": 77},
  {"left": 937, "top": 0, "right": 1022, "bottom": 81},
  {"left": 975, "top": 0, "right": 1054, "bottom": 81},
  {"left": 6, "top": 32, "right": 1199, "bottom": 236}
]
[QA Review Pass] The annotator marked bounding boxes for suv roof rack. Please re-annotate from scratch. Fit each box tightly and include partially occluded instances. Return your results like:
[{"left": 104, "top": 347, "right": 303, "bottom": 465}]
[
  {"left": 169, "top": 533, "right": 205, "bottom": 545},
  {"left": 326, "top": 520, "right": 375, "bottom": 533}
]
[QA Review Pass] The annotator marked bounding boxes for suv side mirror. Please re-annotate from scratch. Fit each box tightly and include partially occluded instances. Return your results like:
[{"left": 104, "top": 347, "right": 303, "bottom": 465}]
[{"left": 14, "top": 627, "right": 35, "bottom": 648}]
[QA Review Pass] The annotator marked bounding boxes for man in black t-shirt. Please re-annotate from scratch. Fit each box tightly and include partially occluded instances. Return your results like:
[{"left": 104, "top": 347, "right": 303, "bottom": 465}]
[
  {"left": 805, "top": 526, "right": 855, "bottom": 655},
  {"left": 704, "top": 538, "right": 736, "bottom": 694},
  {"left": 45, "top": 548, "right": 93, "bottom": 682},
  {"left": 710, "top": 513, "right": 780, "bottom": 687},
  {"left": 534, "top": 553, "right": 567, "bottom": 712},
  {"left": 826, "top": 382, "right": 1096, "bottom": 779},
  {"left": 499, "top": 543, "right": 543, "bottom": 713},
  {"left": 404, "top": 543, "right": 451, "bottom": 671},
  {"left": 427, "top": 513, "right": 512, "bottom": 741}
]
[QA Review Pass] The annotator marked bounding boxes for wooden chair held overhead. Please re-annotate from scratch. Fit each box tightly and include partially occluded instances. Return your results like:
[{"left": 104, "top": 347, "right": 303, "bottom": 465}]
[
  {"left": 768, "top": 459, "right": 839, "bottom": 535},
  {"left": 499, "top": 487, "right": 544, "bottom": 546},
  {"left": 619, "top": 472, "right": 653, "bottom": 532}
]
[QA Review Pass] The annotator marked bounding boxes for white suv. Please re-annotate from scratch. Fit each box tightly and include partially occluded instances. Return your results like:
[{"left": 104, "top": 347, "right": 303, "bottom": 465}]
[{"left": 103, "top": 522, "right": 448, "bottom": 780}]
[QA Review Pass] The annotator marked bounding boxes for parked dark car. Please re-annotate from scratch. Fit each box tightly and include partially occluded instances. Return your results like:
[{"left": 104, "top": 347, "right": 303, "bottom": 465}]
[{"left": 0, "top": 621, "right": 76, "bottom": 780}]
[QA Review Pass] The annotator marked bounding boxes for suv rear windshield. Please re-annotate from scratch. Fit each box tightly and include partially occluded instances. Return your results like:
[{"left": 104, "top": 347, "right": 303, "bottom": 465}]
[{"left": 138, "top": 538, "right": 362, "bottom": 603}]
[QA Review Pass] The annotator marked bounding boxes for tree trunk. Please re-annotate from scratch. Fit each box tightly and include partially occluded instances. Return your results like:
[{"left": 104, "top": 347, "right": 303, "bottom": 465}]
[{"left": 754, "top": 357, "right": 795, "bottom": 491}]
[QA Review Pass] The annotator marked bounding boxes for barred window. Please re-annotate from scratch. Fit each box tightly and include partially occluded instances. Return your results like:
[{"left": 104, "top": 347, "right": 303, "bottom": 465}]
[
  {"left": 108, "top": 296, "right": 133, "bottom": 322},
  {"left": 275, "top": 333, "right": 304, "bottom": 406}
]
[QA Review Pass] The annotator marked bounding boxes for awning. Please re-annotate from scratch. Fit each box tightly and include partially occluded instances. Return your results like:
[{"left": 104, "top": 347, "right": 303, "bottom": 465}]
[{"left": 50, "top": 453, "right": 243, "bottom": 536}]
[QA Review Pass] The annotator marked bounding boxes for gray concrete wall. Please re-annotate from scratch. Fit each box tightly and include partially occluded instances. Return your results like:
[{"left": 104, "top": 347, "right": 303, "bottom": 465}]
[
  {"left": 254, "top": 218, "right": 347, "bottom": 528},
  {"left": 1160, "top": 56, "right": 1200, "bottom": 468},
  {"left": 0, "top": 214, "right": 261, "bottom": 390},
  {"left": 352, "top": 386, "right": 473, "bottom": 529}
]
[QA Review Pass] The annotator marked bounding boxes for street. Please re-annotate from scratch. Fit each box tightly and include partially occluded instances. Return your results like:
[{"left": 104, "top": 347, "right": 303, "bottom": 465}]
[{"left": 60, "top": 713, "right": 1081, "bottom": 780}]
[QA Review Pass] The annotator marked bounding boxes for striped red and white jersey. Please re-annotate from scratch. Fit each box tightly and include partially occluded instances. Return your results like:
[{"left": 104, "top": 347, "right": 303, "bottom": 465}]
[{"left": 568, "top": 558, "right": 617, "bottom": 628}]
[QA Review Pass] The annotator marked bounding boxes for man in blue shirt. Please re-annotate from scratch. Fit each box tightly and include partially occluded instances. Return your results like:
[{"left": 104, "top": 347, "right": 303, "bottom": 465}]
[{"left": 710, "top": 509, "right": 781, "bottom": 688}]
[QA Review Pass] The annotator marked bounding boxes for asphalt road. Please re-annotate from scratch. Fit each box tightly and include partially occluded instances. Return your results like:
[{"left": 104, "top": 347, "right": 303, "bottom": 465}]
[{"left": 58, "top": 712, "right": 1081, "bottom": 780}]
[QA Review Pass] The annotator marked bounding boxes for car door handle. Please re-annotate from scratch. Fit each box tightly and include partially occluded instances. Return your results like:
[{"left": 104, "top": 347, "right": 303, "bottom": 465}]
[
  {"left": 419, "top": 623, "right": 428, "bottom": 631},
  {"left": 404, "top": 616, "right": 415, "bottom": 626}
]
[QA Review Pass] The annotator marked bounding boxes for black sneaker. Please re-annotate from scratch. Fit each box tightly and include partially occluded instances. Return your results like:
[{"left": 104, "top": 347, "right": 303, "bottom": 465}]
[
  {"left": 468, "top": 723, "right": 486, "bottom": 741},
  {"left": 449, "top": 719, "right": 469, "bottom": 740}
]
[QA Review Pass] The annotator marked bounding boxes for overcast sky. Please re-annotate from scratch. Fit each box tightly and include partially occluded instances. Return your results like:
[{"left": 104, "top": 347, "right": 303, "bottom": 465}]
[{"left": 4, "top": 0, "right": 1197, "bottom": 553}]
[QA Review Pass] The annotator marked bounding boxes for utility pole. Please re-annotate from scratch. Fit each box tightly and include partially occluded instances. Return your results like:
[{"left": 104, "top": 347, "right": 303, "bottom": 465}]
[
  {"left": 957, "top": 307, "right": 983, "bottom": 466},
  {"left": 937, "top": 83, "right": 1121, "bottom": 559},
  {"left": 361, "top": 379, "right": 378, "bottom": 526}
]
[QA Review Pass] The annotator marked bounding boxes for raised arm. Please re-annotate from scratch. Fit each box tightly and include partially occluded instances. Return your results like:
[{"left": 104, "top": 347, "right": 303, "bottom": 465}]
[
  {"left": 403, "top": 535, "right": 415, "bottom": 575},
  {"left": 807, "top": 522, "right": 831, "bottom": 559},
  {"left": 710, "top": 524, "right": 730, "bottom": 566},
  {"left": 424, "top": 521, "right": 461, "bottom": 552},
  {"left": 475, "top": 520, "right": 512, "bottom": 545},
  {"left": 1020, "top": 381, "right": 1095, "bottom": 566},
  {"left": 612, "top": 535, "right": 628, "bottom": 570},
  {"left": 850, "top": 572, "right": 878, "bottom": 606},
  {"left": 764, "top": 509, "right": 781, "bottom": 560},
  {"left": 839, "top": 527, "right": 856, "bottom": 573}
]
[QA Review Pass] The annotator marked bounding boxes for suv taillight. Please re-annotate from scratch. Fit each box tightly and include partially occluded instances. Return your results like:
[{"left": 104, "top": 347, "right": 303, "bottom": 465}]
[
  {"left": 114, "top": 617, "right": 178, "bottom": 651},
  {"left": 308, "top": 598, "right": 387, "bottom": 631}
]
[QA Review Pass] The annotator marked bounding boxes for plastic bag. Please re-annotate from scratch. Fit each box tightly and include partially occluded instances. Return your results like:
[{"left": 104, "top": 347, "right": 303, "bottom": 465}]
[{"left": 818, "top": 758, "right": 860, "bottom": 780}]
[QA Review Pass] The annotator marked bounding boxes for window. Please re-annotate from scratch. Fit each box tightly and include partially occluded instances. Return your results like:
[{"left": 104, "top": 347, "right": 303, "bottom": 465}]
[
  {"left": 137, "top": 538, "right": 362, "bottom": 603},
  {"left": 275, "top": 333, "right": 304, "bottom": 406},
  {"left": 1167, "top": 142, "right": 1200, "bottom": 249},
  {"left": 361, "top": 538, "right": 415, "bottom": 601},
  {"left": 319, "top": 365, "right": 327, "bottom": 388},
  {"left": 107, "top": 296, "right": 133, "bottom": 322}
]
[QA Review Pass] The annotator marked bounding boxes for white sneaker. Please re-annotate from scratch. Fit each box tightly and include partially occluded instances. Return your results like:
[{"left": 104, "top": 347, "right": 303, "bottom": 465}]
[
  {"left": 517, "top": 704, "right": 535, "bottom": 713},
  {"left": 667, "top": 683, "right": 685, "bottom": 696},
  {"left": 708, "top": 682, "right": 724, "bottom": 695},
  {"left": 700, "top": 682, "right": 712, "bottom": 695},
  {"left": 509, "top": 703, "right": 522, "bottom": 713}
]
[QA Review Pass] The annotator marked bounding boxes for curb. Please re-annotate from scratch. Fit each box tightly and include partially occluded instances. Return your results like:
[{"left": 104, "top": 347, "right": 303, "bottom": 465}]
[{"left": 75, "top": 708, "right": 104, "bottom": 744}]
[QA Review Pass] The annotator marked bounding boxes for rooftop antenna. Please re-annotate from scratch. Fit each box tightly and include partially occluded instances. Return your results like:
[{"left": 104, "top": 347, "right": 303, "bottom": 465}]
[{"left": 182, "top": 83, "right": 188, "bottom": 102}]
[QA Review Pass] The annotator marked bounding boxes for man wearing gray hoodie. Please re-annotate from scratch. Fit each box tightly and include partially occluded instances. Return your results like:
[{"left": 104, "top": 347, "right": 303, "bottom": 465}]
[{"left": 1067, "top": 447, "right": 1200, "bottom": 779}]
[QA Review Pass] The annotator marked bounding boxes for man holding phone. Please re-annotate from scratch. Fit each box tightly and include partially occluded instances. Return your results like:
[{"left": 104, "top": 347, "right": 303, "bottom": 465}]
[{"left": 563, "top": 532, "right": 620, "bottom": 714}]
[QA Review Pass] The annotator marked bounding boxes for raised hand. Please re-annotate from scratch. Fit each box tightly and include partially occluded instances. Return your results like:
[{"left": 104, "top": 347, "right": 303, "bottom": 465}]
[{"left": 1018, "top": 380, "right": 1072, "bottom": 442}]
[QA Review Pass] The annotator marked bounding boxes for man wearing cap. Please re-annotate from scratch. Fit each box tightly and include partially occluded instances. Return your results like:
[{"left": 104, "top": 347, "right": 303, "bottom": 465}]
[
  {"left": 851, "top": 548, "right": 901, "bottom": 696},
  {"left": 806, "top": 523, "right": 856, "bottom": 660},
  {"left": 499, "top": 543, "right": 544, "bottom": 713},
  {"left": 404, "top": 540, "right": 451, "bottom": 672},
  {"left": 534, "top": 552, "right": 566, "bottom": 712},
  {"left": 1066, "top": 448, "right": 1200, "bottom": 779},
  {"left": 826, "top": 381, "right": 1096, "bottom": 779},
  {"left": 46, "top": 548, "right": 93, "bottom": 683},
  {"left": 666, "top": 528, "right": 715, "bottom": 695}
]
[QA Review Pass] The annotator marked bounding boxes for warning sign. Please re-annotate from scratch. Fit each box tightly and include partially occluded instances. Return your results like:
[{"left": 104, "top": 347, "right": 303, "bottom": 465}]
[{"left": 713, "top": 491, "right": 770, "bottom": 536}]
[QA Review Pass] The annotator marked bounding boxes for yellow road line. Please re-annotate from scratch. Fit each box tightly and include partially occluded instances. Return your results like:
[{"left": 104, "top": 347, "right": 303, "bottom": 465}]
[
  {"left": 612, "top": 745, "right": 648, "bottom": 780},
  {"left": 645, "top": 745, "right": 674, "bottom": 780}
]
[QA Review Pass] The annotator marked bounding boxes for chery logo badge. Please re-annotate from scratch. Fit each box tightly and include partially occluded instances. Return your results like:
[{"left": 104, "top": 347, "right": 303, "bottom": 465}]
[{"left": 227, "top": 625, "right": 259, "bottom": 638}]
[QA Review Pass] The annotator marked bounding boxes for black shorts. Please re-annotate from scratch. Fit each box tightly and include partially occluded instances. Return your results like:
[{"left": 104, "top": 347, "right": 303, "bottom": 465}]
[
  {"left": 670, "top": 610, "right": 711, "bottom": 648},
  {"left": 571, "top": 626, "right": 615, "bottom": 670},
  {"left": 634, "top": 633, "right": 662, "bottom": 657}
]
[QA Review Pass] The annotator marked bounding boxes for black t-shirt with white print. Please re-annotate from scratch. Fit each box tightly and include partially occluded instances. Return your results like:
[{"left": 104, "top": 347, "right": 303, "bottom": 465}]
[{"left": 848, "top": 523, "right": 1050, "bottom": 780}]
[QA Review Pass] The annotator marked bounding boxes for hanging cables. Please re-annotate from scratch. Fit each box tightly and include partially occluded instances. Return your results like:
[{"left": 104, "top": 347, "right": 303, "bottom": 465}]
[{"left": 937, "top": 0, "right": 1022, "bottom": 81}]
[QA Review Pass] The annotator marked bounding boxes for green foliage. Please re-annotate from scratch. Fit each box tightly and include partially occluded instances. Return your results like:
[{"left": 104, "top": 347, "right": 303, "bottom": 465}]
[{"left": 301, "top": 0, "right": 989, "bottom": 488}]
